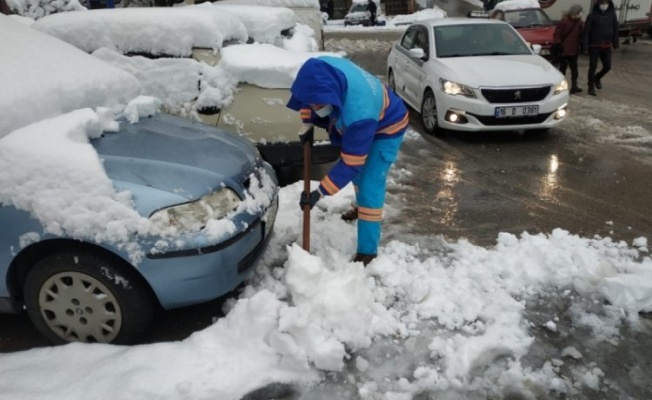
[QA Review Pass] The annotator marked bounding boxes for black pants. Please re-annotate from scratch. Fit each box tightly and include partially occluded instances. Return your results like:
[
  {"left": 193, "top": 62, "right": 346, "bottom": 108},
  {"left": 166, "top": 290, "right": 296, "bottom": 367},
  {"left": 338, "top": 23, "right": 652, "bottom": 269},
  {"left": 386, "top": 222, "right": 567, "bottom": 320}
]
[
  {"left": 559, "top": 55, "right": 579, "bottom": 84},
  {"left": 588, "top": 48, "right": 612, "bottom": 88}
]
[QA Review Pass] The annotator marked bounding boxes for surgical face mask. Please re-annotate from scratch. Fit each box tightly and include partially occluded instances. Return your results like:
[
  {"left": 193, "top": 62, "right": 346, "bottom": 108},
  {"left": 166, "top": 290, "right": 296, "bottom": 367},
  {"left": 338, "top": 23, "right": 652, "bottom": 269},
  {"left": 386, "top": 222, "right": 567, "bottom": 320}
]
[
  {"left": 599, "top": 4, "right": 608, "bottom": 11},
  {"left": 314, "top": 105, "right": 333, "bottom": 118}
]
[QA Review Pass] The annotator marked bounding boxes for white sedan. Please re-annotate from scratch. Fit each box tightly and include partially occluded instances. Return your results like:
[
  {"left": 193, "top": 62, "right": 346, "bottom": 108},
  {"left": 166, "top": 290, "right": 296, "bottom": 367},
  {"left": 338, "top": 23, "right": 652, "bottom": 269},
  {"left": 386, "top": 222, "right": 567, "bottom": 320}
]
[{"left": 387, "top": 18, "right": 569, "bottom": 134}]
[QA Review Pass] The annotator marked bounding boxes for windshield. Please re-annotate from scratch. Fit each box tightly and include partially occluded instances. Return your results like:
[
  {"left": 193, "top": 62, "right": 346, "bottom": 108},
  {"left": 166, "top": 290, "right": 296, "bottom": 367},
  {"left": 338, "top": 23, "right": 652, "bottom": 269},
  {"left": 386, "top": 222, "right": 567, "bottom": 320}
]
[
  {"left": 350, "top": 4, "right": 368, "bottom": 12},
  {"left": 503, "top": 9, "right": 554, "bottom": 28},
  {"left": 434, "top": 23, "right": 533, "bottom": 58}
]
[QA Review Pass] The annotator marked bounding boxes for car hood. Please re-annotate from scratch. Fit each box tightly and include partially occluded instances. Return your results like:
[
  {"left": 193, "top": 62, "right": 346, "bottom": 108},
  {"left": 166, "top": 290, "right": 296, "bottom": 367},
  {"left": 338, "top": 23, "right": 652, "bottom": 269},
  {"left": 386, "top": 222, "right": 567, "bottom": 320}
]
[
  {"left": 434, "top": 55, "right": 563, "bottom": 88},
  {"left": 92, "top": 114, "right": 261, "bottom": 209},
  {"left": 518, "top": 27, "right": 555, "bottom": 45}
]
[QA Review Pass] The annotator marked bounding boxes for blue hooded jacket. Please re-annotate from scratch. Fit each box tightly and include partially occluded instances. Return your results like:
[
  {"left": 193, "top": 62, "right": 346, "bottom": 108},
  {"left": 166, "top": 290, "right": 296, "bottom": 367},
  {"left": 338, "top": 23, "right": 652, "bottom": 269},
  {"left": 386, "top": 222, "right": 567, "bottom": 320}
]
[{"left": 287, "top": 56, "right": 408, "bottom": 196}]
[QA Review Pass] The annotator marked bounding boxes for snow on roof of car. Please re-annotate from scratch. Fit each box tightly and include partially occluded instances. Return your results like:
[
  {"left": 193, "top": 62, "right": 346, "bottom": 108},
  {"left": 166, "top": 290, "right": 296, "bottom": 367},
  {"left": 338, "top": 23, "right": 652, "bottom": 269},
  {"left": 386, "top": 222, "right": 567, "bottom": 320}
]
[
  {"left": 0, "top": 14, "right": 140, "bottom": 138},
  {"left": 210, "top": 3, "right": 297, "bottom": 43},
  {"left": 214, "top": 0, "right": 320, "bottom": 10},
  {"left": 219, "top": 43, "right": 342, "bottom": 89},
  {"left": 494, "top": 0, "right": 540, "bottom": 12},
  {"left": 32, "top": 5, "right": 249, "bottom": 57}
]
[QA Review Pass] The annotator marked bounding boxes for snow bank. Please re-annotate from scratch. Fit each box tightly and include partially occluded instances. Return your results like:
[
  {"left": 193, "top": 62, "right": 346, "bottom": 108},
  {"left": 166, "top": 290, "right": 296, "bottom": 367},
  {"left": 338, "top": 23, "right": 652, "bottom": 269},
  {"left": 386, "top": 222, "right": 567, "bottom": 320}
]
[
  {"left": 6, "top": 0, "right": 85, "bottom": 20},
  {"left": 0, "top": 14, "right": 140, "bottom": 138},
  {"left": 391, "top": 7, "right": 447, "bottom": 25},
  {"left": 494, "top": 0, "right": 540, "bottom": 11},
  {"left": 32, "top": 5, "right": 249, "bottom": 56}
]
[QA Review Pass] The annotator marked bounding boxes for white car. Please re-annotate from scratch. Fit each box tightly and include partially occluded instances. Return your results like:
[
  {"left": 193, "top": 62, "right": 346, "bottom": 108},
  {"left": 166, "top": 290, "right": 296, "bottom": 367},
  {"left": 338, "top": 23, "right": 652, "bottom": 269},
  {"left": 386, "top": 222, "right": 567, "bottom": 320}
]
[{"left": 387, "top": 18, "right": 569, "bottom": 135}]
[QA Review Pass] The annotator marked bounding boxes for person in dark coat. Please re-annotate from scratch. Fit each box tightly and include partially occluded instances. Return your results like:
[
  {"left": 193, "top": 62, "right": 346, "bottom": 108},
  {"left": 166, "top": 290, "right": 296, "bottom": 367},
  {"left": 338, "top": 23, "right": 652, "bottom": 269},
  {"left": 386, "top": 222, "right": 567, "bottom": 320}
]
[
  {"left": 553, "top": 4, "right": 584, "bottom": 94},
  {"left": 367, "top": 0, "right": 377, "bottom": 26},
  {"left": 583, "top": 0, "right": 619, "bottom": 96}
]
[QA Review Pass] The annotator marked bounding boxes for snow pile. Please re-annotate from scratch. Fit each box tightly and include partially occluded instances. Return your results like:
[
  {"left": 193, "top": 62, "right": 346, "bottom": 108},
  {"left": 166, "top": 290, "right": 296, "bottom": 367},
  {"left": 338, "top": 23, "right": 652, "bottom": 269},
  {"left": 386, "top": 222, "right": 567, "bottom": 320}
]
[
  {"left": 494, "top": 0, "right": 540, "bottom": 11},
  {"left": 92, "top": 48, "right": 237, "bottom": 116},
  {"left": 390, "top": 7, "right": 447, "bottom": 25},
  {"left": 215, "top": 0, "right": 320, "bottom": 10},
  {"left": 6, "top": 0, "right": 85, "bottom": 20},
  {"left": 283, "top": 22, "right": 319, "bottom": 52},
  {"left": 32, "top": 6, "right": 249, "bottom": 56},
  {"left": 219, "top": 43, "right": 342, "bottom": 88},
  {"left": 0, "top": 15, "right": 140, "bottom": 138},
  {"left": 211, "top": 3, "right": 297, "bottom": 44},
  {"left": 7, "top": 14, "right": 36, "bottom": 25}
]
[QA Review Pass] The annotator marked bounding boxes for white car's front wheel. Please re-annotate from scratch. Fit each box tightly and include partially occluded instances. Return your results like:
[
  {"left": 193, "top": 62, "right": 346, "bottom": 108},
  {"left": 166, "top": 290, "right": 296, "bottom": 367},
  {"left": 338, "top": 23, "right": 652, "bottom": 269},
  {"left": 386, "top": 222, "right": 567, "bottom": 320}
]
[
  {"left": 388, "top": 70, "right": 396, "bottom": 92},
  {"left": 420, "top": 90, "right": 438, "bottom": 135}
]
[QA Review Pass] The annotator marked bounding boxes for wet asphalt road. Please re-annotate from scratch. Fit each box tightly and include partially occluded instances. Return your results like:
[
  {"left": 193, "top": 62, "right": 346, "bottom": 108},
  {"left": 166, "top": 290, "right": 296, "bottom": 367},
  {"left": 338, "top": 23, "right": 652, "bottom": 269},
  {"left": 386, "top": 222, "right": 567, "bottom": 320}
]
[{"left": 2, "top": 4, "right": 651, "bottom": 386}]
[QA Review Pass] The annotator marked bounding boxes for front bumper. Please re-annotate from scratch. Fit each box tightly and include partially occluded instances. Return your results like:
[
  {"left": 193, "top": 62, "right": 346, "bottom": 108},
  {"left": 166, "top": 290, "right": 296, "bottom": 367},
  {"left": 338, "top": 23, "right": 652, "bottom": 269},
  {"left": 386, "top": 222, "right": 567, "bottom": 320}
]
[
  {"left": 139, "top": 196, "right": 279, "bottom": 310},
  {"left": 437, "top": 88, "right": 569, "bottom": 132}
]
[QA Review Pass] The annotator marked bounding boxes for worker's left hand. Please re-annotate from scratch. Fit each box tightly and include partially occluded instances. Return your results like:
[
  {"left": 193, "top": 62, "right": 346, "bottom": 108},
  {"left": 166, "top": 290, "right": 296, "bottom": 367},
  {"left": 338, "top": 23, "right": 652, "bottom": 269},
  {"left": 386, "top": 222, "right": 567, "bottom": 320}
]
[{"left": 300, "top": 190, "right": 321, "bottom": 210}]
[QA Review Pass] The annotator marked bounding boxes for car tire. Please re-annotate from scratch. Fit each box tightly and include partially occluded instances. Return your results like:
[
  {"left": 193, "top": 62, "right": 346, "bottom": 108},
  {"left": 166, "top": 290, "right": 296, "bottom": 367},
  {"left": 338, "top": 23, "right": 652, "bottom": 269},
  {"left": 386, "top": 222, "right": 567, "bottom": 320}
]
[
  {"left": 24, "top": 250, "right": 155, "bottom": 345},
  {"left": 388, "top": 70, "right": 396, "bottom": 93},
  {"left": 420, "top": 90, "right": 439, "bottom": 136}
]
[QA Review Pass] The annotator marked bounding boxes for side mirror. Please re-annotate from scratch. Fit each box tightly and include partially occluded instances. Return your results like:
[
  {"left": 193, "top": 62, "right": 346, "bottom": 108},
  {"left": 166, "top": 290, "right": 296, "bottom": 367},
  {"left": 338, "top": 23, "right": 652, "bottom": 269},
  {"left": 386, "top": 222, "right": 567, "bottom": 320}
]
[
  {"left": 532, "top": 44, "right": 542, "bottom": 55},
  {"left": 408, "top": 48, "right": 425, "bottom": 59}
]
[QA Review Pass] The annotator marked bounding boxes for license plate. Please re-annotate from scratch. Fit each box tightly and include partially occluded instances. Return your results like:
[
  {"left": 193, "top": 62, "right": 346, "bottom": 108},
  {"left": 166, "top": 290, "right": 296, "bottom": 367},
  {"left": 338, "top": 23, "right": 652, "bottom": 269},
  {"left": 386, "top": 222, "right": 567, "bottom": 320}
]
[{"left": 495, "top": 105, "right": 539, "bottom": 118}]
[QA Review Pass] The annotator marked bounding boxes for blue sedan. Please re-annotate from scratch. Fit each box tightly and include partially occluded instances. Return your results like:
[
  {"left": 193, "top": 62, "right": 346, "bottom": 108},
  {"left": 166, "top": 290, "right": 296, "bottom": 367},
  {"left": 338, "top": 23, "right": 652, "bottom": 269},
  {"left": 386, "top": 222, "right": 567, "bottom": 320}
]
[{"left": 0, "top": 113, "right": 279, "bottom": 345}]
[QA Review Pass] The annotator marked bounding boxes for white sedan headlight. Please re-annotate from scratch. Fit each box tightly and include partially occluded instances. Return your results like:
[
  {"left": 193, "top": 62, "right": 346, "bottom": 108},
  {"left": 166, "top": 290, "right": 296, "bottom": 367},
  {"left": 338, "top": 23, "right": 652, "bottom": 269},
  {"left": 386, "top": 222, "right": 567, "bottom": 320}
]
[
  {"left": 554, "top": 79, "right": 569, "bottom": 95},
  {"left": 150, "top": 188, "right": 241, "bottom": 233},
  {"left": 440, "top": 79, "right": 476, "bottom": 98}
]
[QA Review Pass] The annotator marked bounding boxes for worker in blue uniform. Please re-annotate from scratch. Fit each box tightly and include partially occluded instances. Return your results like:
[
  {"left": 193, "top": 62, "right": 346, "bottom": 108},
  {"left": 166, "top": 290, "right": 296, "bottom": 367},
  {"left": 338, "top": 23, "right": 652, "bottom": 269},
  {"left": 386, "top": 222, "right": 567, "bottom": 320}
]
[{"left": 287, "top": 56, "right": 408, "bottom": 266}]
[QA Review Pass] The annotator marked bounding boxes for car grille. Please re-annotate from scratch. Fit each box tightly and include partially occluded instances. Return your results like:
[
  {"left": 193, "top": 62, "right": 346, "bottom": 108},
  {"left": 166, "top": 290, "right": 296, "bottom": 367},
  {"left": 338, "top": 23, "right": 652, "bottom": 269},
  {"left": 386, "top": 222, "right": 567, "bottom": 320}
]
[
  {"left": 472, "top": 113, "right": 553, "bottom": 126},
  {"left": 481, "top": 86, "right": 552, "bottom": 104}
]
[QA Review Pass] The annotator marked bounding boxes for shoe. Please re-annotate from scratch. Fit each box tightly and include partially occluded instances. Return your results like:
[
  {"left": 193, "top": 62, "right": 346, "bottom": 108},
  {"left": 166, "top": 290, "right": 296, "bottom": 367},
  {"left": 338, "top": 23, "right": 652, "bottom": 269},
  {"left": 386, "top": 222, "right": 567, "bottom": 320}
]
[
  {"left": 341, "top": 207, "right": 358, "bottom": 222},
  {"left": 570, "top": 86, "right": 583, "bottom": 94},
  {"left": 595, "top": 79, "right": 602, "bottom": 90},
  {"left": 352, "top": 253, "right": 376, "bottom": 266},
  {"left": 588, "top": 88, "right": 597, "bottom": 96}
]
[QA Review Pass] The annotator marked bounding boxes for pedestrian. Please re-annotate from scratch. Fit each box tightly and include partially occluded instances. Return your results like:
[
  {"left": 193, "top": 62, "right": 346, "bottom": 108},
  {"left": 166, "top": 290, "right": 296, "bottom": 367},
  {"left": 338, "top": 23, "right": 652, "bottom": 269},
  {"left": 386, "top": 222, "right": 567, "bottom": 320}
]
[
  {"left": 583, "top": 0, "right": 619, "bottom": 96},
  {"left": 553, "top": 4, "right": 584, "bottom": 94},
  {"left": 286, "top": 56, "right": 409, "bottom": 266},
  {"left": 367, "top": 0, "right": 377, "bottom": 26}
]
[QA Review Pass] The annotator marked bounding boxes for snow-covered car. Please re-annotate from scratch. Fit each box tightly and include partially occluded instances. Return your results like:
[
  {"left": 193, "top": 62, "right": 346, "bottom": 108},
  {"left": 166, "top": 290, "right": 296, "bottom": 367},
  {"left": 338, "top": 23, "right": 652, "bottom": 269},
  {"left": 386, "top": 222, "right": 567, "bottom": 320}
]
[
  {"left": 387, "top": 18, "right": 569, "bottom": 135},
  {"left": 0, "top": 15, "right": 279, "bottom": 345},
  {"left": 489, "top": 6, "right": 555, "bottom": 58},
  {"left": 344, "top": 2, "right": 371, "bottom": 26},
  {"left": 33, "top": 5, "right": 339, "bottom": 186}
]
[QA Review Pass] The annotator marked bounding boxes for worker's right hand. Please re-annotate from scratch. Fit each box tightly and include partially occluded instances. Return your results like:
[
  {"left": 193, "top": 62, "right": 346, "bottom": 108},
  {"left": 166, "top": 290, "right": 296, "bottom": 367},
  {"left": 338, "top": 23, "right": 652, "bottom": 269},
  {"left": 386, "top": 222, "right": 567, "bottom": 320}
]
[
  {"left": 298, "top": 123, "right": 314, "bottom": 145},
  {"left": 300, "top": 190, "right": 321, "bottom": 210}
]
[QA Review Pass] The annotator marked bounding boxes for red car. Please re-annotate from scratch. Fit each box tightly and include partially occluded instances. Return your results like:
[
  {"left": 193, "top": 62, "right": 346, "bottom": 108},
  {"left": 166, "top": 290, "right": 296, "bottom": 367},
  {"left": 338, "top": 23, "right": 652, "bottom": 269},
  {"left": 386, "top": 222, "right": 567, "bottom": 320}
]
[{"left": 490, "top": 8, "right": 556, "bottom": 58}]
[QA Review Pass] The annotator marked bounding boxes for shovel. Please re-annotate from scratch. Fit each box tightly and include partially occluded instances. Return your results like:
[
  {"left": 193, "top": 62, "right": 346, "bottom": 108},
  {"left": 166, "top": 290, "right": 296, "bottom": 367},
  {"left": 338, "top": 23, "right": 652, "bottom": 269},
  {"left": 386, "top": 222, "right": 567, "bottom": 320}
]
[{"left": 300, "top": 125, "right": 314, "bottom": 252}]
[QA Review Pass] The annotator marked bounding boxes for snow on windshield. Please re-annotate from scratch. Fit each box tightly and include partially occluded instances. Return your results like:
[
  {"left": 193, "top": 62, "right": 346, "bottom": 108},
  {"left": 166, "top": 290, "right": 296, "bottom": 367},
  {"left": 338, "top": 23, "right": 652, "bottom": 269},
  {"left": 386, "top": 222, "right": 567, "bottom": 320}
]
[
  {"left": 210, "top": 3, "right": 297, "bottom": 44},
  {"left": 32, "top": 5, "right": 249, "bottom": 57},
  {"left": 495, "top": 0, "right": 540, "bottom": 11},
  {"left": 215, "top": 0, "right": 320, "bottom": 9},
  {"left": 219, "top": 43, "right": 342, "bottom": 89},
  {"left": 0, "top": 15, "right": 140, "bottom": 138}
]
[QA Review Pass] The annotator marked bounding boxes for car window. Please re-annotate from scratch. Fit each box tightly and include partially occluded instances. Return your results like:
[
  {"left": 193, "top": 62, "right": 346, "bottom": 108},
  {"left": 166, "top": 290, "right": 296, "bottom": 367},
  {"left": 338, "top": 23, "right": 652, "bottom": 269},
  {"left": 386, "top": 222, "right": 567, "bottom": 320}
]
[
  {"left": 504, "top": 10, "right": 554, "bottom": 28},
  {"left": 413, "top": 28, "right": 429, "bottom": 57},
  {"left": 434, "top": 23, "right": 532, "bottom": 58},
  {"left": 400, "top": 28, "right": 418, "bottom": 50},
  {"left": 350, "top": 3, "right": 367, "bottom": 12}
]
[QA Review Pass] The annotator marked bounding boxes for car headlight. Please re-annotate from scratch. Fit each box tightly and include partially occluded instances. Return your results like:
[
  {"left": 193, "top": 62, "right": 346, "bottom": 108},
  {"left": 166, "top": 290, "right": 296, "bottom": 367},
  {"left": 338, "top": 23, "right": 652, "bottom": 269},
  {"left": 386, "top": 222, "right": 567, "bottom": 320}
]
[
  {"left": 554, "top": 79, "right": 568, "bottom": 95},
  {"left": 440, "top": 79, "right": 476, "bottom": 98},
  {"left": 150, "top": 188, "right": 241, "bottom": 233}
]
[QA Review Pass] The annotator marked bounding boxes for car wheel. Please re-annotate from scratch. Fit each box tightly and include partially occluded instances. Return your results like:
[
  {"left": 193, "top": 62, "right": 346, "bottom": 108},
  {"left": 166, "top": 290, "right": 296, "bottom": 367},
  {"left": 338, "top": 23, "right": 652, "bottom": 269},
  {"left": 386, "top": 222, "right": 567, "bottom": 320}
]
[
  {"left": 24, "top": 250, "right": 155, "bottom": 345},
  {"left": 420, "top": 90, "right": 439, "bottom": 135},
  {"left": 388, "top": 70, "right": 396, "bottom": 92}
]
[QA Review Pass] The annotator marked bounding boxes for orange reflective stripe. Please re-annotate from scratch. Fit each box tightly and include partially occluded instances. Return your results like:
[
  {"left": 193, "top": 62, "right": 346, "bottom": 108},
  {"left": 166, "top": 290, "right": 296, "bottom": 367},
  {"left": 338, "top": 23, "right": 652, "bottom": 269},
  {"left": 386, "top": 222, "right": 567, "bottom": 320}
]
[
  {"left": 379, "top": 87, "right": 389, "bottom": 120},
  {"left": 358, "top": 207, "right": 383, "bottom": 222},
  {"left": 341, "top": 152, "right": 367, "bottom": 166},
  {"left": 320, "top": 176, "right": 339, "bottom": 195},
  {"left": 300, "top": 108, "right": 312, "bottom": 120},
  {"left": 377, "top": 112, "right": 409, "bottom": 135}
]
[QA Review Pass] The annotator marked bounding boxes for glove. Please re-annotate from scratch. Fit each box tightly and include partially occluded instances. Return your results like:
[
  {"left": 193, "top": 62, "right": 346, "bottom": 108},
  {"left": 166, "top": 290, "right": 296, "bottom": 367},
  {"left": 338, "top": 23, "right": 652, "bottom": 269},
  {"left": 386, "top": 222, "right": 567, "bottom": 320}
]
[
  {"left": 300, "top": 190, "right": 321, "bottom": 210},
  {"left": 298, "top": 123, "right": 314, "bottom": 145}
]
